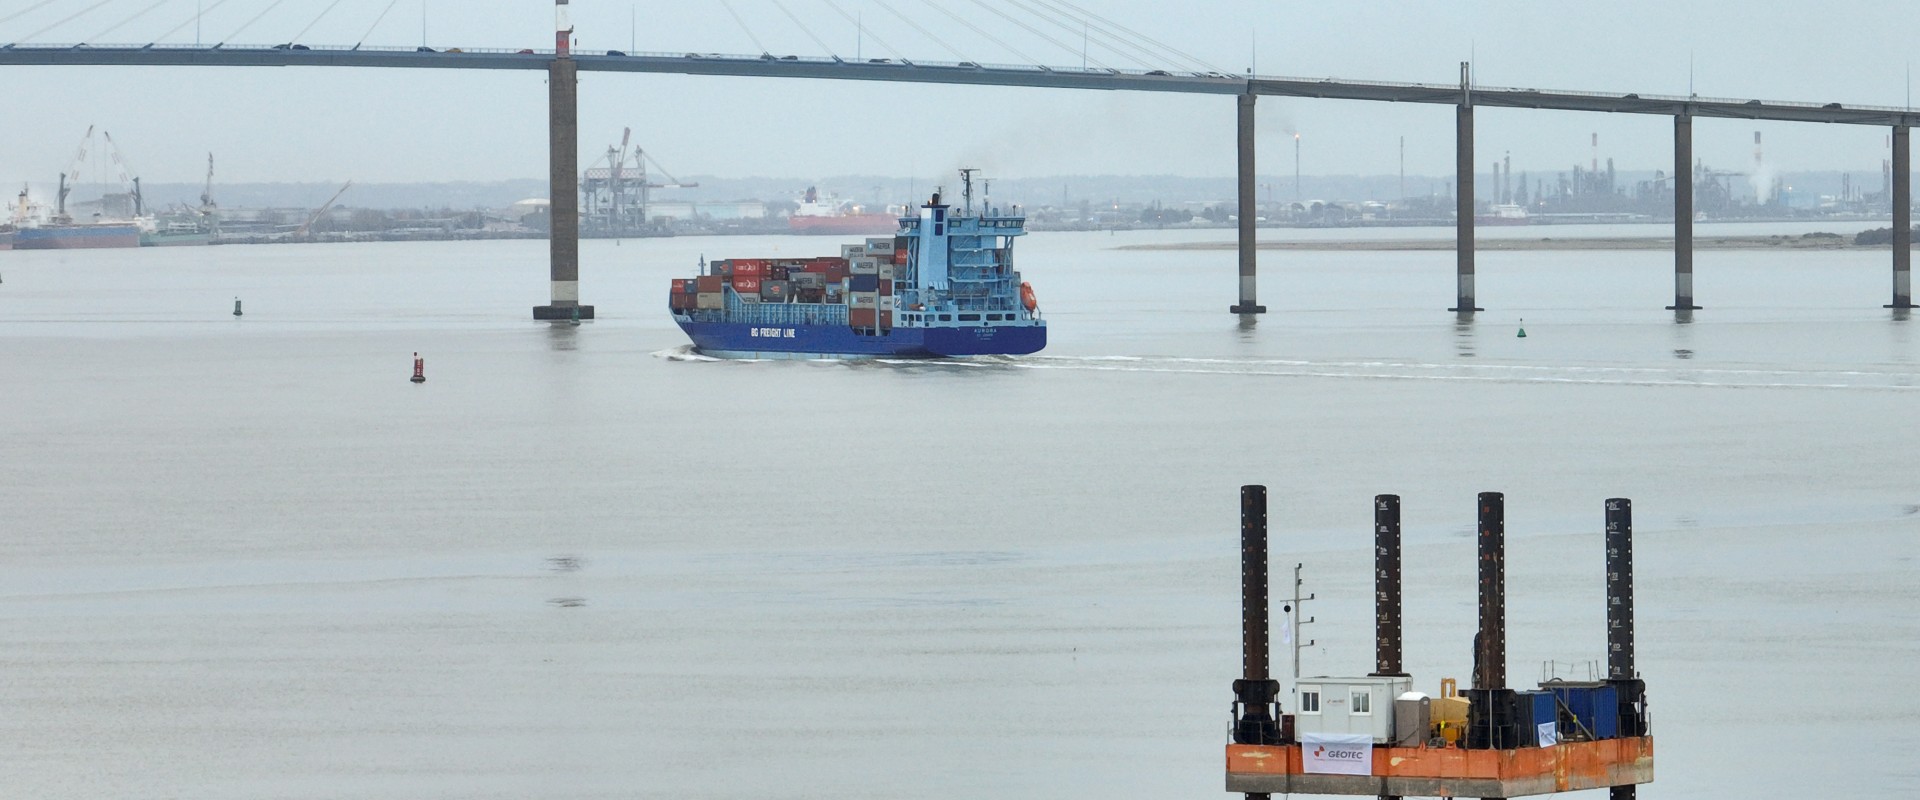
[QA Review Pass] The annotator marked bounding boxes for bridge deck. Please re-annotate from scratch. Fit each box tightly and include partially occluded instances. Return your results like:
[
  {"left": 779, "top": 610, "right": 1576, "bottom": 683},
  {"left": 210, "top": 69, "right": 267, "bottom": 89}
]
[{"left": 3, "top": 43, "right": 1916, "bottom": 126}]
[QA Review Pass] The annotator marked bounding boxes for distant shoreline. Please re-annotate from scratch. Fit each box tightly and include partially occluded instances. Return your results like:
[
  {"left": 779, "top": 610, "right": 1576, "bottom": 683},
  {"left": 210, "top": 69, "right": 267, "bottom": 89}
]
[{"left": 1117, "top": 235, "right": 1870, "bottom": 252}]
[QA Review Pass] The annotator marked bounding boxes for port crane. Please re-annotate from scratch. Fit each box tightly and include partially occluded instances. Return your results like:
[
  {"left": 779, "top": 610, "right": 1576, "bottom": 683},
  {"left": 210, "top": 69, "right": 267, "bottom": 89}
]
[
  {"left": 55, "top": 125, "right": 94, "bottom": 222},
  {"left": 583, "top": 128, "right": 695, "bottom": 236},
  {"left": 199, "top": 153, "right": 217, "bottom": 216},
  {"left": 295, "top": 180, "right": 354, "bottom": 237}
]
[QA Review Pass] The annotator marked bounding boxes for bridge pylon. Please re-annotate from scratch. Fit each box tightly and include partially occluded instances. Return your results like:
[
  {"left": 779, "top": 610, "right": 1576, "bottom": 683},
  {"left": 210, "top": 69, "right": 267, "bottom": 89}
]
[{"left": 535, "top": 0, "right": 592, "bottom": 321}]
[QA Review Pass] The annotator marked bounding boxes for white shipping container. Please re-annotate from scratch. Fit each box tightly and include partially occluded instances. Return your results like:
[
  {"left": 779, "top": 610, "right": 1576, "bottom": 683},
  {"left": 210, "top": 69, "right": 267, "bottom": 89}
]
[{"left": 1293, "top": 676, "right": 1413, "bottom": 744}]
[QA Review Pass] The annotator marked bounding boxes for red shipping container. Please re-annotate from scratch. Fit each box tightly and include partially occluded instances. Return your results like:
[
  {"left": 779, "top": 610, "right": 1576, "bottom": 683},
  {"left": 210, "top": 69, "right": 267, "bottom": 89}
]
[
  {"left": 671, "top": 278, "right": 692, "bottom": 294},
  {"left": 733, "top": 277, "right": 761, "bottom": 293},
  {"left": 697, "top": 275, "right": 725, "bottom": 293},
  {"left": 878, "top": 278, "right": 893, "bottom": 296},
  {"left": 849, "top": 308, "right": 894, "bottom": 329},
  {"left": 734, "top": 262, "right": 767, "bottom": 279},
  {"left": 891, "top": 247, "right": 907, "bottom": 265}
]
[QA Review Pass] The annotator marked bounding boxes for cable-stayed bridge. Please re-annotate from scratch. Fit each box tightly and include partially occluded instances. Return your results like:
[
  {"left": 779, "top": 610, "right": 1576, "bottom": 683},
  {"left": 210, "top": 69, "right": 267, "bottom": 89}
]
[{"left": 5, "top": 0, "right": 1916, "bottom": 316}]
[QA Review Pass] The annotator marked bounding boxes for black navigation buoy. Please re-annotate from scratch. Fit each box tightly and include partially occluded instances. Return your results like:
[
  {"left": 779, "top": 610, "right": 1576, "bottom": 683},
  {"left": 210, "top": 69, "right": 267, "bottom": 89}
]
[
  {"left": 411, "top": 352, "right": 426, "bottom": 384},
  {"left": 233, "top": 297, "right": 243, "bottom": 317}
]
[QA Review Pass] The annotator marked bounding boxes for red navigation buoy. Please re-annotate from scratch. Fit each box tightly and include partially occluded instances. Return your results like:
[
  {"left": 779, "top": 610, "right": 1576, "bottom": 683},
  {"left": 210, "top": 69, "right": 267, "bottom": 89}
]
[{"left": 411, "top": 352, "right": 426, "bottom": 384}]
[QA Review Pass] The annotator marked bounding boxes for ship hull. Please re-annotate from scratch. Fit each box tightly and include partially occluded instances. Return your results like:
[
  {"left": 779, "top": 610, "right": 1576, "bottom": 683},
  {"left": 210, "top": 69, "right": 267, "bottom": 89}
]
[
  {"left": 675, "top": 317, "right": 1045, "bottom": 359},
  {"left": 787, "top": 215, "right": 898, "bottom": 235},
  {"left": 13, "top": 224, "right": 142, "bottom": 250},
  {"left": 140, "top": 231, "right": 213, "bottom": 247}
]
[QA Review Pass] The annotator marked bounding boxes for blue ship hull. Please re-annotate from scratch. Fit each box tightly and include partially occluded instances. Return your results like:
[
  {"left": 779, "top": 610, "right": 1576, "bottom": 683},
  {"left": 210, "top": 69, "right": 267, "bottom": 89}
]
[
  {"left": 675, "top": 317, "right": 1045, "bottom": 359},
  {"left": 12, "top": 224, "right": 142, "bottom": 250}
]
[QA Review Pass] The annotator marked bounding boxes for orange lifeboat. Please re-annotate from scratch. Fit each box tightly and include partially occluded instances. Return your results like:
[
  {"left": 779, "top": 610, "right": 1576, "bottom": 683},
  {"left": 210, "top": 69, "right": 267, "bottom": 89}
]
[{"left": 1020, "top": 281, "right": 1038, "bottom": 312}]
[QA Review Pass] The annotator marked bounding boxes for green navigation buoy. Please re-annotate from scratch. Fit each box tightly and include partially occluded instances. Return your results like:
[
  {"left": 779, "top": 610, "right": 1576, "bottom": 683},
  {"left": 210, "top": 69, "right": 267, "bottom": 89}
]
[
  {"left": 233, "top": 297, "right": 242, "bottom": 317},
  {"left": 1517, "top": 318, "right": 1527, "bottom": 338},
  {"left": 569, "top": 306, "right": 581, "bottom": 326}
]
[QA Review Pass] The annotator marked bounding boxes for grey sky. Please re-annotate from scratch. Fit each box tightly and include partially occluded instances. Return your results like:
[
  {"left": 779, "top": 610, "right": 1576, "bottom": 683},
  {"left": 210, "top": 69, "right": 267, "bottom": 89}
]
[{"left": 3, "top": 1, "right": 1916, "bottom": 190}]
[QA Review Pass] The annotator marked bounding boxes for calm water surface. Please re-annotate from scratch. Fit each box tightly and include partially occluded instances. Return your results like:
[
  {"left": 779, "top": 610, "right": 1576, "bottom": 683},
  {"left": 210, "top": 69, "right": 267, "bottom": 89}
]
[{"left": 2, "top": 227, "right": 1916, "bottom": 798}]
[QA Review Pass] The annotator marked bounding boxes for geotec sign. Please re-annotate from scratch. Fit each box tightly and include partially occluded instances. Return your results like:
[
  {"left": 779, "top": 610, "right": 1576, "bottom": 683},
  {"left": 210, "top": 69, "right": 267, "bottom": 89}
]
[{"left": 1300, "top": 733, "right": 1373, "bottom": 775}]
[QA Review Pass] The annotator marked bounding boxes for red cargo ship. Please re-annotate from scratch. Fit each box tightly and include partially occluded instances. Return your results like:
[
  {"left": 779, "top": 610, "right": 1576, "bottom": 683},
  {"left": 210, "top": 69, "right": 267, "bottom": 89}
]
[{"left": 786, "top": 186, "right": 896, "bottom": 235}]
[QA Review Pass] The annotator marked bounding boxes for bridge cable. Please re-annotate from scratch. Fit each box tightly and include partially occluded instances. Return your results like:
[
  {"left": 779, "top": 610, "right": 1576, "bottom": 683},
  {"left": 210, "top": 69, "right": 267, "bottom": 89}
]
[
  {"left": 998, "top": 0, "right": 1150, "bottom": 70},
  {"left": 869, "top": 0, "right": 969, "bottom": 62},
  {"left": 357, "top": 0, "right": 404, "bottom": 46},
  {"left": 1042, "top": 0, "right": 1221, "bottom": 73},
  {"left": 152, "top": 0, "right": 237, "bottom": 43},
  {"left": 904, "top": 0, "right": 1032, "bottom": 64},
  {"left": 288, "top": 0, "right": 350, "bottom": 43},
  {"left": 0, "top": 0, "right": 62, "bottom": 29},
  {"left": 816, "top": 0, "right": 904, "bottom": 60},
  {"left": 717, "top": 0, "right": 768, "bottom": 55},
  {"left": 1022, "top": 0, "right": 1199, "bottom": 72},
  {"left": 870, "top": 0, "right": 970, "bottom": 61},
  {"left": 220, "top": 0, "right": 295, "bottom": 45},
  {"left": 85, "top": 0, "right": 168, "bottom": 43},
  {"left": 20, "top": 0, "right": 119, "bottom": 42},
  {"left": 769, "top": 0, "right": 834, "bottom": 58},
  {"left": 959, "top": 0, "right": 1108, "bottom": 69},
  {"left": 1013, "top": 0, "right": 1173, "bottom": 70}
]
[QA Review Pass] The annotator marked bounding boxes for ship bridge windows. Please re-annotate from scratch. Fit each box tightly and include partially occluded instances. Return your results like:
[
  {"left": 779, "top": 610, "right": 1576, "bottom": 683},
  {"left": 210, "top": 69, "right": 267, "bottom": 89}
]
[{"left": 959, "top": 313, "right": 980, "bottom": 321}]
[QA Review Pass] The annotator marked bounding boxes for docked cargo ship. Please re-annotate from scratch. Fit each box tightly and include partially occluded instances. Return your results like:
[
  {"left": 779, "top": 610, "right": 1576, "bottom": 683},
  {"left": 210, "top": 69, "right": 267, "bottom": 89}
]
[
  {"left": 671, "top": 173, "right": 1045, "bottom": 359},
  {"left": 13, "top": 222, "right": 142, "bottom": 250},
  {"left": 786, "top": 186, "right": 897, "bottom": 235}
]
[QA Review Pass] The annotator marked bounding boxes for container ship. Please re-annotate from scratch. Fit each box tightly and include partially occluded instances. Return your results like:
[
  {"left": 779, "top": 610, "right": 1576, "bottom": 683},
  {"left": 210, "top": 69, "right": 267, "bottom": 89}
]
[
  {"left": 786, "top": 186, "right": 897, "bottom": 235},
  {"left": 671, "top": 172, "right": 1045, "bottom": 359}
]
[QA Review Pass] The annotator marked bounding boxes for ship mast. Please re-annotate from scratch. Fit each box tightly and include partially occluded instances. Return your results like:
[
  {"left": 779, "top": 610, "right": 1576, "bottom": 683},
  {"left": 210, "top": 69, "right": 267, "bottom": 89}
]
[{"left": 958, "top": 168, "right": 978, "bottom": 215}]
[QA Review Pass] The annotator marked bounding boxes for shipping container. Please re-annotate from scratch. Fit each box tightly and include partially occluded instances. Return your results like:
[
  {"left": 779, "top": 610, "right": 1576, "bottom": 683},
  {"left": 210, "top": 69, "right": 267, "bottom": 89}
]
[
  {"left": 840, "top": 244, "right": 866, "bottom": 259},
  {"left": 733, "top": 277, "right": 762, "bottom": 293},
  {"left": 864, "top": 237, "right": 895, "bottom": 255},
  {"left": 879, "top": 295, "right": 897, "bottom": 311},
  {"left": 1542, "top": 682, "right": 1619, "bottom": 741},
  {"left": 1514, "top": 691, "right": 1558, "bottom": 746},
  {"left": 790, "top": 272, "right": 825, "bottom": 288},
  {"left": 734, "top": 261, "right": 768, "bottom": 279},
  {"left": 878, "top": 278, "right": 893, "bottom": 295},
  {"left": 696, "top": 292, "right": 724, "bottom": 310},
  {"left": 891, "top": 246, "right": 908, "bottom": 266},
  {"left": 849, "top": 292, "right": 878, "bottom": 308},
  {"left": 878, "top": 264, "right": 896, "bottom": 280},
  {"left": 849, "top": 273, "right": 879, "bottom": 293},
  {"left": 697, "top": 275, "right": 725, "bottom": 293},
  {"left": 761, "top": 280, "right": 789, "bottom": 299},
  {"left": 671, "top": 278, "right": 693, "bottom": 294},
  {"left": 849, "top": 308, "right": 894, "bottom": 328}
]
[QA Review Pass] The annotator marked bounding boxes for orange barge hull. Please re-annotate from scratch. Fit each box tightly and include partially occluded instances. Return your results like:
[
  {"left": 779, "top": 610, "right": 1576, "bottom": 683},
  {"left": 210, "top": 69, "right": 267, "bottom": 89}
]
[{"left": 1226, "top": 736, "right": 1653, "bottom": 797}]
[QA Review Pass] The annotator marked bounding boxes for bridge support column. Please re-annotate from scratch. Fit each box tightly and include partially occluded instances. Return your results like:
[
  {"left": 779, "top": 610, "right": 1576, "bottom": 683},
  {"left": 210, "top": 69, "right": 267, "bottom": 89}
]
[
  {"left": 1230, "top": 94, "right": 1266, "bottom": 314},
  {"left": 1450, "top": 64, "right": 1481, "bottom": 313},
  {"left": 535, "top": 53, "right": 593, "bottom": 320},
  {"left": 1668, "top": 113, "right": 1699, "bottom": 311},
  {"left": 1890, "top": 125, "right": 1913, "bottom": 309}
]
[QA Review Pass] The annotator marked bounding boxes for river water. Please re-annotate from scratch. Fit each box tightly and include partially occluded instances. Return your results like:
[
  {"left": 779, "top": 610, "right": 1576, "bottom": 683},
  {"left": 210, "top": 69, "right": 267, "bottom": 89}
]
[{"left": 2, "top": 226, "right": 1916, "bottom": 799}]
